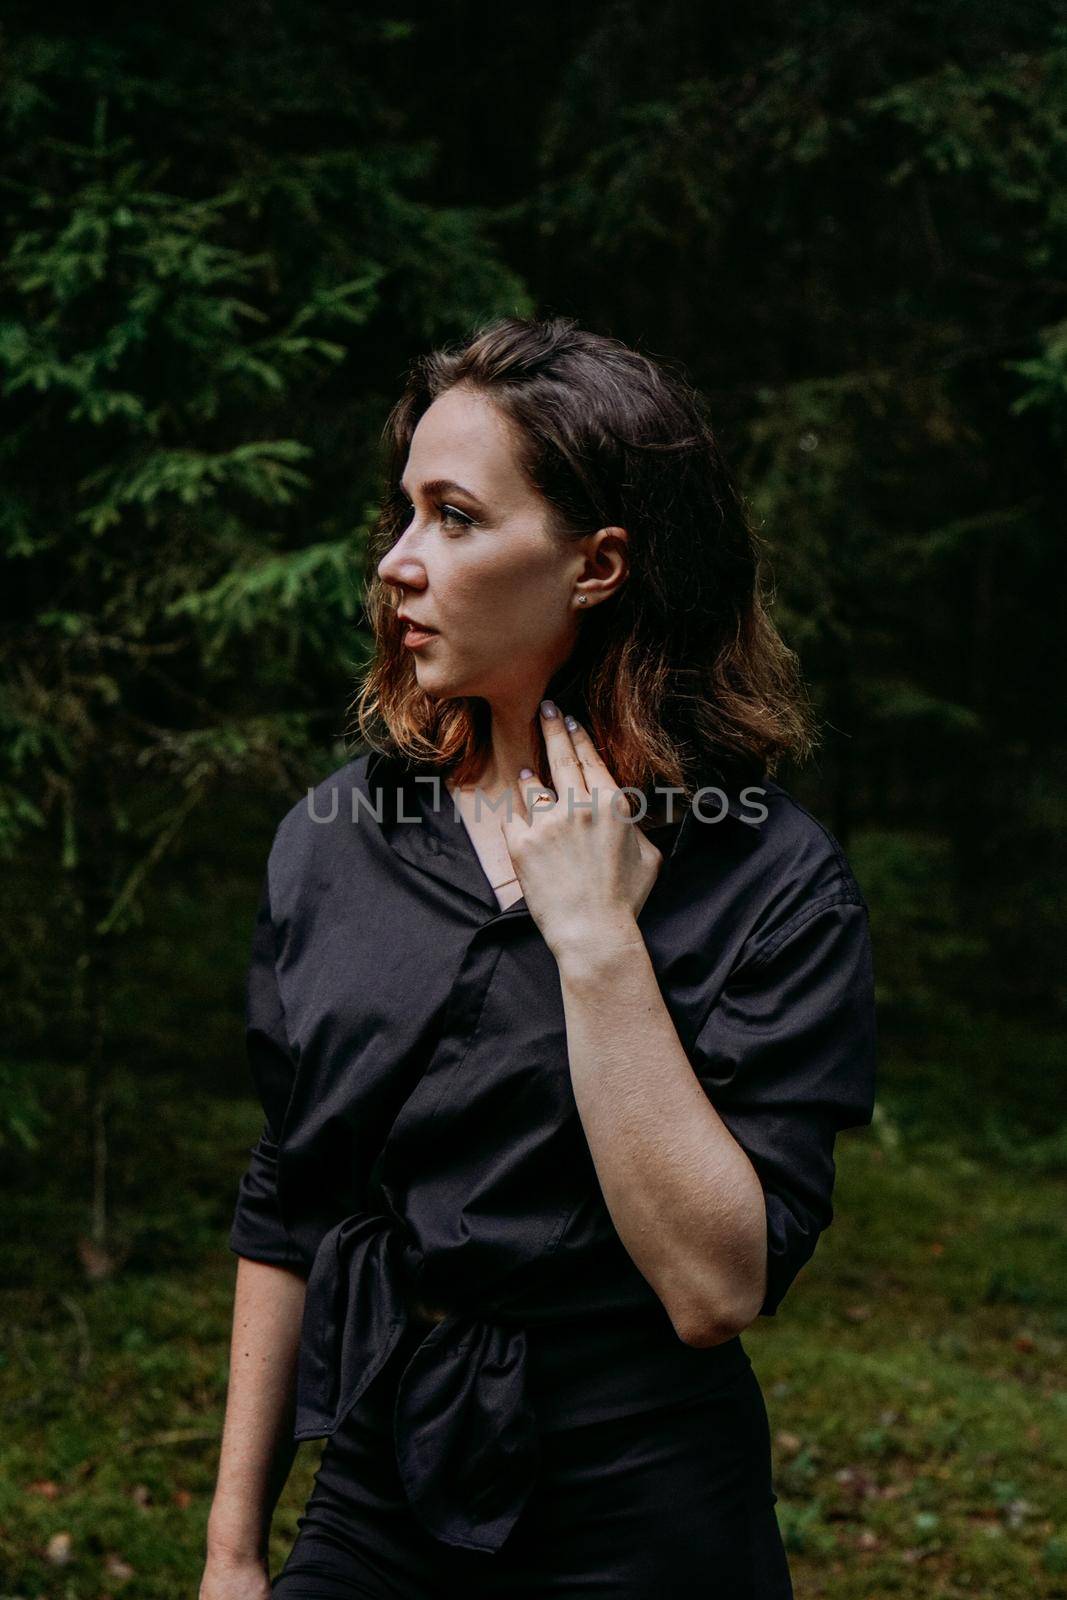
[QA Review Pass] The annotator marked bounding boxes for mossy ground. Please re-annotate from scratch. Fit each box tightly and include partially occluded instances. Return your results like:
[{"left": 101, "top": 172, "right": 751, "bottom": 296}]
[{"left": 2, "top": 1068, "right": 1064, "bottom": 1599}]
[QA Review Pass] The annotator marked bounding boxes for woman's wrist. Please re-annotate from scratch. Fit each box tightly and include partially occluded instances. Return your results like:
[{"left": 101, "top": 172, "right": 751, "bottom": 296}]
[
  {"left": 550, "top": 915, "right": 645, "bottom": 980},
  {"left": 205, "top": 1499, "right": 269, "bottom": 1565}
]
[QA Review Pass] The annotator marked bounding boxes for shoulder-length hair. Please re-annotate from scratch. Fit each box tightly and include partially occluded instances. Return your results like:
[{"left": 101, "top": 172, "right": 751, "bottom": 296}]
[{"left": 348, "top": 315, "right": 816, "bottom": 825}]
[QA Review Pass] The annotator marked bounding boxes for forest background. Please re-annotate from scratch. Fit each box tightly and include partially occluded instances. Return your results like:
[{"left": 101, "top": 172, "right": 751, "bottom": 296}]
[{"left": 1, "top": 3, "right": 1065, "bottom": 1596}]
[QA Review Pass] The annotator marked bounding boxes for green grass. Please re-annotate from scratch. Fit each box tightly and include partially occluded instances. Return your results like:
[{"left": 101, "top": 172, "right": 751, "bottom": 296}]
[
  {"left": 751, "top": 1130, "right": 1067, "bottom": 1598},
  {"left": 1, "top": 1080, "right": 1065, "bottom": 1598}
]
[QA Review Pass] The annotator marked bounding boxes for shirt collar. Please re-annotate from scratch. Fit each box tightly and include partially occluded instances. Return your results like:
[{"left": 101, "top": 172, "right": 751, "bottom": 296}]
[
  {"left": 660, "top": 778, "right": 762, "bottom": 877},
  {"left": 362, "top": 746, "right": 506, "bottom": 913}
]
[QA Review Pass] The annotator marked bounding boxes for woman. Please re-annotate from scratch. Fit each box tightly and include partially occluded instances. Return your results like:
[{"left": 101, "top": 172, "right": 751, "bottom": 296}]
[{"left": 200, "top": 317, "right": 877, "bottom": 1599}]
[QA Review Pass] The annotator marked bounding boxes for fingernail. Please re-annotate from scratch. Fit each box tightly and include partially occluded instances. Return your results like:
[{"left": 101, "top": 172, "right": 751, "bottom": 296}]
[
  {"left": 519, "top": 767, "right": 534, "bottom": 779},
  {"left": 540, "top": 699, "right": 557, "bottom": 718},
  {"left": 564, "top": 714, "right": 578, "bottom": 731}
]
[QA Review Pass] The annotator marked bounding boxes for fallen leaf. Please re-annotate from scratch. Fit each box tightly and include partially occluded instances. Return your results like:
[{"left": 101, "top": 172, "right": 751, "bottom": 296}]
[
  {"left": 26, "top": 1480, "right": 60, "bottom": 1499},
  {"left": 46, "top": 1532, "right": 73, "bottom": 1565},
  {"left": 835, "top": 1466, "right": 879, "bottom": 1499}
]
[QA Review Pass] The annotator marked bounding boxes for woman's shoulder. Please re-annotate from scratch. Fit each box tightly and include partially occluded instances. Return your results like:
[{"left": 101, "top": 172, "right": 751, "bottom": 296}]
[
  {"left": 264, "top": 749, "right": 380, "bottom": 899},
  {"left": 681, "top": 777, "right": 870, "bottom": 985},
  {"left": 683, "top": 771, "right": 869, "bottom": 963},
  {"left": 748, "top": 777, "right": 867, "bottom": 909}
]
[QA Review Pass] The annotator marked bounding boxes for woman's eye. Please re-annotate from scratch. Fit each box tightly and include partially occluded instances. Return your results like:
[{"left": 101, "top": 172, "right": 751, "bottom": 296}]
[
  {"left": 440, "top": 503, "right": 473, "bottom": 530},
  {"left": 398, "top": 498, "right": 473, "bottom": 532}
]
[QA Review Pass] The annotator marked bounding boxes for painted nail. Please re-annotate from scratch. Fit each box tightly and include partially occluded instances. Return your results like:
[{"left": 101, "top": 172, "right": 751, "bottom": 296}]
[
  {"left": 519, "top": 767, "right": 534, "bottom": 779},
  {"left": 564, "top": 715, "right": 578, "bottom": 731},
  {"left": 540, "top": 699, "right": 557, "bottom": 718}
]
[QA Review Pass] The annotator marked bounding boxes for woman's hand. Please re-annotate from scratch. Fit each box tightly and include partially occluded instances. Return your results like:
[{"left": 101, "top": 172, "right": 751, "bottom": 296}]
[
  {"left": 198, "top": 1548, "right": 273, "bottom": 1600},
  {"left": 500, "top": 700, "right": 663, "bottom": 964}
]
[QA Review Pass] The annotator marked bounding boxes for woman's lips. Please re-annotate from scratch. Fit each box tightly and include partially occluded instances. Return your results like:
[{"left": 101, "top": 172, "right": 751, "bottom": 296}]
[{"left": 403, "top": 625, "right": 438, "bottom": 648}]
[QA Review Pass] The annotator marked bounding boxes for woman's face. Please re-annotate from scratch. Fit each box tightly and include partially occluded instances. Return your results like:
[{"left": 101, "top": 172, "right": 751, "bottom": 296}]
[{"left": 376, "top": 386, "right": 599, "bottom": 705}]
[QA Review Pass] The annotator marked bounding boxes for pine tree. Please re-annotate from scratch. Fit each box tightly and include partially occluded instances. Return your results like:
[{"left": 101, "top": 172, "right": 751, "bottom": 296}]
[{"left": 0, "top": 17, "right": 531, "bottom": 1262}]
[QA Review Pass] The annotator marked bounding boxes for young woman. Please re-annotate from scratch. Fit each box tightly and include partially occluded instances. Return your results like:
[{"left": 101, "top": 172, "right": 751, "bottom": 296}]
[{"left": 200, "top": 317, "right": 877, "bottom": 1599}]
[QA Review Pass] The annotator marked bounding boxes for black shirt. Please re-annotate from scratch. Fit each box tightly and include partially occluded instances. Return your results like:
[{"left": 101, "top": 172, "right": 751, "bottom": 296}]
[{"left": 228, "top": 747, "right": 878, "bottom": 1553}]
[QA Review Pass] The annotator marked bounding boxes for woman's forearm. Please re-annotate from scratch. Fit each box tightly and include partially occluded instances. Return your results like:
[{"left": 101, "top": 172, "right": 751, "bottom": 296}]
[
  {"left": 555, "top": 922, "right": 768, "bottom": 1346},
  {"left": 207, "top": 1256, "right": 308, "bottom": 1564}
]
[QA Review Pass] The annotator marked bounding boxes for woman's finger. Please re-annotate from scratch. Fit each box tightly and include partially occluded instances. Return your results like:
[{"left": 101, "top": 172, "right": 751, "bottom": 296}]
[
  {"left": 558, "top": 711, "right": 613, "bottom": 787},
  {"left": 514, "top": 767, "right": 555, "bottom": 827},
  {"left": 559, "top": 711, "right": 639, "bottom": 825},
  {"left": 539, "top": 700, "right": 589, "bottom": 803}
]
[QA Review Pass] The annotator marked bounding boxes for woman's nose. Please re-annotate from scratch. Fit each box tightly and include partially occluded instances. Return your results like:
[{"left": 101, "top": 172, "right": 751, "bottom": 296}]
[{"left": 377, "top": 537, "right": 425, "bottom": 588}]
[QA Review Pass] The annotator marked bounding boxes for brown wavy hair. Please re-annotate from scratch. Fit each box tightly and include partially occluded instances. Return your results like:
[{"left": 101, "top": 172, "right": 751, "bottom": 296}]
[{"left": 347, "top": 315, "right": 817, "bottom": 826}]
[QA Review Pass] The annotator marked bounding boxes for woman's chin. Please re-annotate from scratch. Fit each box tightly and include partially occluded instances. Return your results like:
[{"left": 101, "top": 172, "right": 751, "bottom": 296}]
[{"left": 413, "top": 661, "right": 475, "bottom": 698}]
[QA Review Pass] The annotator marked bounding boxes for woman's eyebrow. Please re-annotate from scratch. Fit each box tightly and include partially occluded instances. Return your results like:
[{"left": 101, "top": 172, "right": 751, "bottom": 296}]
[{"left": 399, "top": 476, "right": 485, "bottom": 504}]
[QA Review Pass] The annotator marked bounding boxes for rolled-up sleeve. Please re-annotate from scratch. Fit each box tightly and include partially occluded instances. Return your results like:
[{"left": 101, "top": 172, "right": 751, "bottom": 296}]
[
  {"left": 228, "top": 868, "right": 307, "bottom": 1273},
  {"left": 690, "top": 891, "right": 877, "bottom": 1316}
]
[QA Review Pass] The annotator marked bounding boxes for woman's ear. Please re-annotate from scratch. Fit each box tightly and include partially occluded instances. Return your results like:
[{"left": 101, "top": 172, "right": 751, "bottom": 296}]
[{"left": 579, "top": 525, "right": 629, "bottom": 601}]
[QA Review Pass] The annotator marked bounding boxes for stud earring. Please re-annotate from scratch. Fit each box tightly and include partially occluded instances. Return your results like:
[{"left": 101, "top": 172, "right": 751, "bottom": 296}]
[{"left": 577, "top": 595, "right": 588, "bottom": 605}]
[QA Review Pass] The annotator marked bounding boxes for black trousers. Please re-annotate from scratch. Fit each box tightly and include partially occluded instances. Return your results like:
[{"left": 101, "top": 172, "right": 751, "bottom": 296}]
[{"left": 272, "top": 1322, "right": 794, "bottom": 1599}]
